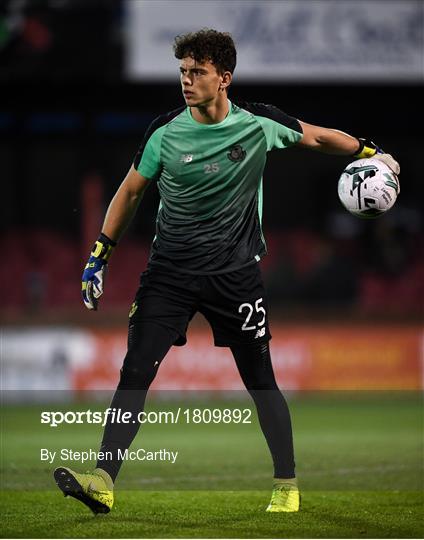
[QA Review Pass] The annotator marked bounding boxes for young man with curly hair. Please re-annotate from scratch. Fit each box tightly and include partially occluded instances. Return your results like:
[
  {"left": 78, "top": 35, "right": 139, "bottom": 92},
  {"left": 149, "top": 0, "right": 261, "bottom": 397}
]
[{"left": 54, "top": 29, "right": 399, "bottom": 514}]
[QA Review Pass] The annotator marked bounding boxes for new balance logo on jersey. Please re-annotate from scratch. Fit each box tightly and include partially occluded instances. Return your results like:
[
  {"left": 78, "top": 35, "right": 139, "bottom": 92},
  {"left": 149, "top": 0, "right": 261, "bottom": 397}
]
[
  {"left": 255, "top": 328, "right": 266, "bottom": 339},
  {"left": 180, "top": 154, "right": 193, "bottom": 163}
]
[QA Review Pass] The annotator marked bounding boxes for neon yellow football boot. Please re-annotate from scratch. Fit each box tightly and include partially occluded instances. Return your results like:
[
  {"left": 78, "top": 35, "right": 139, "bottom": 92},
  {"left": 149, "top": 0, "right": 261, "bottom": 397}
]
[
  {"left": 54, "top": 466, "right": 114, "bottom": 514},
  {"left": 266, "top": 479, "right": 300, "bottom": 512}
]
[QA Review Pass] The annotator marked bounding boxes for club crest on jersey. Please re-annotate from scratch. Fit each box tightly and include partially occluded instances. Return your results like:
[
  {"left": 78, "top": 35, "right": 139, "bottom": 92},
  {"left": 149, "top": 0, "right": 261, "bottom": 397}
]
[
  {"left": 227, "top": 144, "right": 246, "bottom": 162},
  {"left": 180, "top": 154, "right": 193, "bottom": 163}
]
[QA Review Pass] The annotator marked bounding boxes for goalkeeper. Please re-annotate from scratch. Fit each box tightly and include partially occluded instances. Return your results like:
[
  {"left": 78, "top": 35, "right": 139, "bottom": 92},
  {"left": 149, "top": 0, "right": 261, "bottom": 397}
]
[{"left": 54, "top": 29, "right": 399, "bottom": 515}]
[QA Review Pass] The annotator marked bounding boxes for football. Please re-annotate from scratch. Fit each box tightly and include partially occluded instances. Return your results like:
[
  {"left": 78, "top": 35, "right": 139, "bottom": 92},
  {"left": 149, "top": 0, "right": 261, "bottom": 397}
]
[{"left": 337, "top": 157, "right": 400, "bottom": 218}]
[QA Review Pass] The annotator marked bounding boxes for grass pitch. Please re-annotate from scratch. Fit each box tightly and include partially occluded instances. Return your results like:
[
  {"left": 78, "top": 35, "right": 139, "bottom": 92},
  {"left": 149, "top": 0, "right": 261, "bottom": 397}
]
[{"left": 1, "top": 392, "right": 423, "bottom": 538}]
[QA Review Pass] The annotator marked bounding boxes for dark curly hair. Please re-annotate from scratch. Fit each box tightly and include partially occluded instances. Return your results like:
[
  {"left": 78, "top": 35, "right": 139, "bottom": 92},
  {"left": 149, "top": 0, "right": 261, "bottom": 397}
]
[{"left": 173, "top": 28, "right": 236, "bottom": 74}]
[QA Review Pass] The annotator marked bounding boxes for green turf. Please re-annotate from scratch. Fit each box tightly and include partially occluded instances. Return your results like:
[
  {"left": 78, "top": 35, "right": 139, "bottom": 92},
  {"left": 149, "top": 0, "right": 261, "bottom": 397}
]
[
  {"left": 1, "top": 393, "right": 423, "bottom": 538},
  {"left": 2, "top": 490, "right": 423, "bottom": 538}
]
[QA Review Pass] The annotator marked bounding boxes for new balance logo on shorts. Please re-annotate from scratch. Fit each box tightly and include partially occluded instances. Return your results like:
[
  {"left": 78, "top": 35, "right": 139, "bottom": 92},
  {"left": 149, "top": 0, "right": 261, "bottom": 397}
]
[{"left": 255, "top": 327, "right": 266, "bottom": 339}]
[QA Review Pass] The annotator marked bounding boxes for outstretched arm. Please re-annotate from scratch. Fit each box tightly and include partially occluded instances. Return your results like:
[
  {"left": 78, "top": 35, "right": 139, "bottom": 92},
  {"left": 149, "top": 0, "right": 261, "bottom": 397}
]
[
  {"left": 297, "top": 121, "right": 361, "bottom": 155},
  {"left": 297, "top": 121, "right": 400, "bottom": 175}
]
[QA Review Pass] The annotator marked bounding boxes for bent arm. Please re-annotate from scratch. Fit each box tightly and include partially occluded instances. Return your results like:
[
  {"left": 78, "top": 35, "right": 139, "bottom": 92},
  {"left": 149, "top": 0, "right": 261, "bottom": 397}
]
[
  {"left": 101, "top": 165, "right": 151, "bottom": 242},
  {"left": 297, "top": 121, "right": 360, "bottom": 155}
]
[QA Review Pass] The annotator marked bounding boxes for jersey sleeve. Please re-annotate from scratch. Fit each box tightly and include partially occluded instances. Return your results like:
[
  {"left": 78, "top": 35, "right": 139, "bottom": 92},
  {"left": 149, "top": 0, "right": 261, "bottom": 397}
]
[
  {"left": 133, "top": 118, "right": 165, "bottom": 180},
  {"left": 133, "top": 106, "right": 186, "bottom": 180},
  {"left": 242, "top": 102, "right": 303, "bottom": 151}
]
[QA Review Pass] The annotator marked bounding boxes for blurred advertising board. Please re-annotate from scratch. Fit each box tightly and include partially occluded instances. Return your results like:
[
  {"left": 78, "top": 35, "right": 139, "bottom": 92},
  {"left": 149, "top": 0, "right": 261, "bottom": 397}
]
[
  {"left": 125, "top": 0, "right": 423, "bottom": 82},
  {"left": 2, "top": 325, "right": 422, "bottom": 392}
]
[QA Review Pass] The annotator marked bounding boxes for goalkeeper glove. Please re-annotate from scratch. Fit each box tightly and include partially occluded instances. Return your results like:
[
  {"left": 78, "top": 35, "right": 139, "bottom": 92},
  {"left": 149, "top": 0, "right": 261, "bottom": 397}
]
[
  {"left": 353, "top": 138, "right": 400, "bottom": 175},
  {"left": 353, "top": 138, "right": 383, "bottom": 159},
  {"left": 82, "top": 233, "right": 116, "bottom": 311}
]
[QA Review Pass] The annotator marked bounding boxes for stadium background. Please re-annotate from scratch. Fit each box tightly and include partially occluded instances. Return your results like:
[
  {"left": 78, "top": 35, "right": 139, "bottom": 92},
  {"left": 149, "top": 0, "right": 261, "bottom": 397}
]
[{"left": 0, "top": 2, "right": 423, "bottom": 538}]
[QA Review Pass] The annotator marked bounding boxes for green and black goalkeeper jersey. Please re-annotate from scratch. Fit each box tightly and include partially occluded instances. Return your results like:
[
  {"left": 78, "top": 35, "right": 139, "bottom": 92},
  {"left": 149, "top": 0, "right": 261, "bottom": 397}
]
[{"left": 134, "top": 100, "right": 303, "bottom": 274}]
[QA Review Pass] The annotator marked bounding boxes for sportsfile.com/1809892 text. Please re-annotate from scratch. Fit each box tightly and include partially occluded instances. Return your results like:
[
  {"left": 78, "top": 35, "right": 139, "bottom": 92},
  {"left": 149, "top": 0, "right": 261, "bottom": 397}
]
[{"left": 40, "top": 407, "right": 253, "bottom": 427}]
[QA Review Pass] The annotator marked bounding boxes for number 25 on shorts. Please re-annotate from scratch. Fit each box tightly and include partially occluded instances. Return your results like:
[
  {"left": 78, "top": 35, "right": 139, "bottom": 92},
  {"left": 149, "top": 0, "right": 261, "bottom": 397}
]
[{"left": 238, "top": 298, "right": 266, "bottom": 331}]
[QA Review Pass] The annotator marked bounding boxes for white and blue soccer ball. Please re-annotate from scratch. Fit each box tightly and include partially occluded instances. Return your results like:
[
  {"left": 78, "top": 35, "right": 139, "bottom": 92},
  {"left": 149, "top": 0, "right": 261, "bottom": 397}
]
[{"left": 338, "top": 157, "right": 400, "bottom": 219}]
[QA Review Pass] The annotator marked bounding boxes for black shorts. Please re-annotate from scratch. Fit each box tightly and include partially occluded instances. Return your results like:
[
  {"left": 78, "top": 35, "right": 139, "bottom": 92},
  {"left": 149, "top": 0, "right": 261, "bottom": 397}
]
[{"left": 128, "top": 263, "right": 272, "bottom": 347}]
